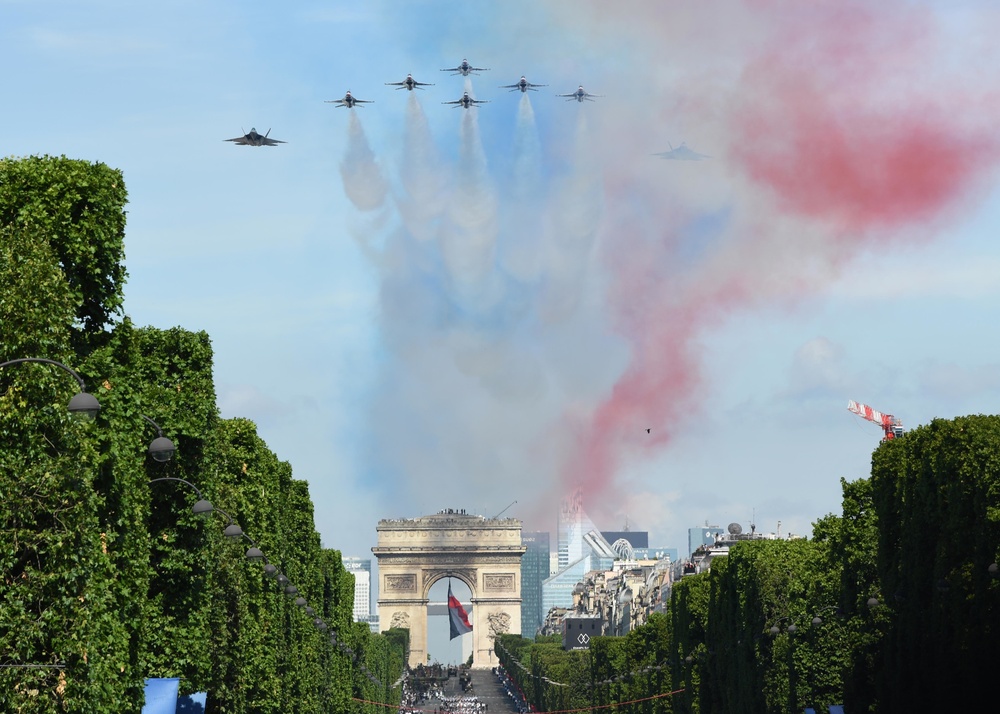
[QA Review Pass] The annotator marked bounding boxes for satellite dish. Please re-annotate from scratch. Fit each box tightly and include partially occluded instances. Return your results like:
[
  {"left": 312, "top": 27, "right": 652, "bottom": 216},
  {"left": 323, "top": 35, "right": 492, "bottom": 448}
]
[{"left": 728, "top": 522, "right": 743, "bottom": 535}]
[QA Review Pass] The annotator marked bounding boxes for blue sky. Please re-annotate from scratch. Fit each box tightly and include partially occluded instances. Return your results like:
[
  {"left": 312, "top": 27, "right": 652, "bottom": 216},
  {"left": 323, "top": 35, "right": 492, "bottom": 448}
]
[{"left": 5, "top": 1, "right": 1000, "bottom": 661}]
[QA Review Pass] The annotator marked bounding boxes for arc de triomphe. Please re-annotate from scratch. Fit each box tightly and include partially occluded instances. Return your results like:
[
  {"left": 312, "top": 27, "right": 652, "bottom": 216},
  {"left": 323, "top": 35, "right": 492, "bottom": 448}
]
[{"left": 373, "top": 510, "right": 525, "bottom": 669}]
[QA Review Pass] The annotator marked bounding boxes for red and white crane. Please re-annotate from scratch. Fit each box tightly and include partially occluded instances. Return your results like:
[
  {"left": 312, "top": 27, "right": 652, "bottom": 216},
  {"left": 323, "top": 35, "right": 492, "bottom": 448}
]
[{"left": 848, "top": 400, "right": 904, "bottom": 440}]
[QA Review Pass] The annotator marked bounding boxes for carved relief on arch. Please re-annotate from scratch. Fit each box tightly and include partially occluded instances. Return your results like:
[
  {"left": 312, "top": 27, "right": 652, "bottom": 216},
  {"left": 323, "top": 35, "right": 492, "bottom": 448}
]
[
  {"left": 487, "top": 610, "right": 511, "bottom": 641},
  {"left": 484, "top": 573, "right": 515, "bottom": 592},
  {"left": 384, "top": 574, "right": 417, "bottom": 593},
  {"left": 390, "top": 612, "right": 411, "bottom": 629}
]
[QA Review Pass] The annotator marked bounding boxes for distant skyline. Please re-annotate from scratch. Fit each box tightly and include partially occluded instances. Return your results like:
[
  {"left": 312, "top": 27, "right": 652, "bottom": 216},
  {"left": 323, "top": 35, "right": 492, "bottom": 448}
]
[{"left": 4, "top": 0, "right": 1000, "bottom": 570}]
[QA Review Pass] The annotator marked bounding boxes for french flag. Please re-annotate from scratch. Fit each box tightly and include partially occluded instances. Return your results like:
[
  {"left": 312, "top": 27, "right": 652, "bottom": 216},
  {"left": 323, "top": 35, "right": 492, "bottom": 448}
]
[{"left": 448, "top": 583, "right": 472, "bottom": 640}]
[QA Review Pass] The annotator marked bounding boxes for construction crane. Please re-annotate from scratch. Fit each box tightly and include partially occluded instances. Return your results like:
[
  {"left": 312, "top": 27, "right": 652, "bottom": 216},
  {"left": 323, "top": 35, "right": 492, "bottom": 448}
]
[{"left": 848, "top": 400, "right": 904, "bottom": 440}]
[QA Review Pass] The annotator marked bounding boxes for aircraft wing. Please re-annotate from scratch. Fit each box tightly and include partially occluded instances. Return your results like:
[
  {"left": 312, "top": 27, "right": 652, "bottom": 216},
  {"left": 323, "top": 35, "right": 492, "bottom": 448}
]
[
  {"left": 386, "top": 81, "right": 406, "bottom": 86},
  {"left": 225, "top": 136, "right": 251, "bottom": 144},
  {"left": 655, "top": 145, "right": 709, "bottom": 160},
  {"left": 260, "top": 137, "right": 286, "bottom": 146}
]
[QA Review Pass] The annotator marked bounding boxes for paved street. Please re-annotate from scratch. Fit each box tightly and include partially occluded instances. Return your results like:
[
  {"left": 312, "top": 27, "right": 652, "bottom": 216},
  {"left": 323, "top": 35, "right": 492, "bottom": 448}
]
[{"left": 467, "top": 669, "right": 522, "bottom": 713}]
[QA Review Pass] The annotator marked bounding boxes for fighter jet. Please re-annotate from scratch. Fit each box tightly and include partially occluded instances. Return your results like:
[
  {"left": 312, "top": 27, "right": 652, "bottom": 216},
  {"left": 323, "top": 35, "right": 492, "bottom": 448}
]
[
  {"left": 442, "top": 92, "right": 489, "bottom": 109},
  {"left": 386, "top": 74, "right": 434, "bottom": 91},
  {"left": 655, "top": 142, "right": 710, "bottom": 161},
  {"left": 500, "top": 76, "right": 547, "bottom": 93},
  {"left": 224, "top": 127, "right": 286, "bottom": 147},
  {"left": 558, "top": 85, "right": 602, "bottom": 102},
  {"left": 325, "top": 91, "right": 373, "bottom": 108},
  {"left": 440, "top": 58, "right": 489, "bottom": 76}
]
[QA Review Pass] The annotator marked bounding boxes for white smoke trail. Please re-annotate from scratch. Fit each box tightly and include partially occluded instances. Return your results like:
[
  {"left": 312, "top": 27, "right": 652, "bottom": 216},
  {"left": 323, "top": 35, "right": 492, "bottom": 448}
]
[
  {"left": 396, "top": 94, "right": 449, "bottom": 243},
  {"left": 538, "top": 109, "right": 604, "bottom": 325},
  {"left": 340, "top": 112, "right": 387, "bottom": 212},
  {"left": 439, "top": 80, "right": 500, "bottom": 310},
  {"left": 498, "top": 94, "right": 545, "bottom": 282},
  {"left": 338, "top": 111, "right": 391, "bottom": 264},
  {"left": 339, "top": 71, "right": 622, "bottom": 526}
]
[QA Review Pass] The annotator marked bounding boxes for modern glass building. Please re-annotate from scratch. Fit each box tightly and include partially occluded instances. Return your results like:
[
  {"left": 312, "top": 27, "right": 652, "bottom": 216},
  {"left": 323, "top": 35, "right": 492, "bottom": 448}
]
[
  {"left": 342, "top": 556, "right": 372, "bottom": 623},
  {"left": 521, "top": 531, "right": 550, "bottom": 639},
  {"left": 558, "top": 490, "right": 601, "bottom": 569},
  {"left": 541, "top": 553, "right": 615, "bottom": 618}
]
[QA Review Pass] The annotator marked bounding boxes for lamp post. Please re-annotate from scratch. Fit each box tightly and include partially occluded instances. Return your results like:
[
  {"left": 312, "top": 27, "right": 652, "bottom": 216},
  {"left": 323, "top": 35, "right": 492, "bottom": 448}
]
[
  {"left": 141, "top": 415, "right": 175, "bottom": 463},
  {"left": 0, "top": 357, "right": 100, "bottom": 418},
  {"left": 769, "top": 617, "right": 800, "bottom": 714},
  {"left": 810, "top": 605, "right": 843, "bottom": 627}
]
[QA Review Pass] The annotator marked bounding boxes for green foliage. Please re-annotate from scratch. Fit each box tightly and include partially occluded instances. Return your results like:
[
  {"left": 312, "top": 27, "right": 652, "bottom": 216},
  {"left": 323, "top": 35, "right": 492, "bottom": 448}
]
[
  {"left": 869, "top": 417, "right": 1000, "bottom": 711},
  {"left": 1, "top": 155, "right": 405, "bottom": 713},
  {"left": 0, "top": 156, "right": 128, "bottom": 348}
]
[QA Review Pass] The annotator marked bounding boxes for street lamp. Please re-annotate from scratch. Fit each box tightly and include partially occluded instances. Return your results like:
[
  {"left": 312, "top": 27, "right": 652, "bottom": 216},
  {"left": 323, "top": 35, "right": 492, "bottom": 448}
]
[
  {"left": 769, "top": 616, "right": 798, "bottom": 636},
  {"left": 0, "top": 357, "right": 100, "bottom": 419},
  {"left": 148, "top": 476, "right": 214, "bottom": 517},
  {"left": 811, "top": 605, "right": 843, "bottom": 627},
  {"left": 240, "top": 534, "right": 265, "bottom": 562},
  {"left": 142, "top": 415, "right": 175, "bottom": 463},
  {"left": 768, "top": 617, "right": 801, "bottom": 714}
]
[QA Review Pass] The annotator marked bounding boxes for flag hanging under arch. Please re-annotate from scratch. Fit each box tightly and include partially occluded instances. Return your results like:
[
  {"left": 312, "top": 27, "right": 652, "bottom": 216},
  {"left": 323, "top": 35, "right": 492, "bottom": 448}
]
[{"left": 448, "top": 582, "right": 472, "bottom": 640}]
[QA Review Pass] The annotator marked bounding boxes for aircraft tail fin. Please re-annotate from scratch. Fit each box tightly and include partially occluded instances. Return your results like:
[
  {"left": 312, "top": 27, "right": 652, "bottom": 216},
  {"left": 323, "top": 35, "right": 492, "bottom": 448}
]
[{"left": 265, "top": 128, "right": 271, "bottom": 138}]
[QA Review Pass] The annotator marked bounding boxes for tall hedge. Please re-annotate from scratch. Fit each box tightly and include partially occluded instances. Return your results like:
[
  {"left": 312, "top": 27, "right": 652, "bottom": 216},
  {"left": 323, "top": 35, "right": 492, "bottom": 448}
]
[
  {"left": 1, "top": 155, "right": 407, "bottom": 713},
  {"left": 0, "top": 156, "right": 128, "bottom": 349},
  {"left": 870, "top": 416, "right": 1000, "bottom": 711}
]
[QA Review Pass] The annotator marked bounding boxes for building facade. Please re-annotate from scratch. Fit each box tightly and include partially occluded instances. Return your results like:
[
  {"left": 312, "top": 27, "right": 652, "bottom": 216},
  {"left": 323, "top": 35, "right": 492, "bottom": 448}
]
[
  {"left": 687, "top": 524, "right": 725, "bottom": 557},
  {"left": 373, "top": 509, "right": 525, "bottom": 669},
  {"left": 342, "top": 556, "right": 372, "bottom": 624},
  {"left": 558, "top": 490, "right": 601, "bottom": 569},
  {"left": 520, "top": 531, "right": 550, "bottom": 639}
]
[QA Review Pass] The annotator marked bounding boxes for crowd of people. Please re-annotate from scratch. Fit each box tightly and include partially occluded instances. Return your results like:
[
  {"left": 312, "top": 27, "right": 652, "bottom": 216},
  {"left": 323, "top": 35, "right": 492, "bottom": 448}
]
[
  {"left": 439, "top": 694, "right": 488, "bottom": 713},
  {"left": 397, "top": 662, "right": 487, "bottom": 714},
  {"left": 494, "top": 665, "right": 531, "bottom": 714}
]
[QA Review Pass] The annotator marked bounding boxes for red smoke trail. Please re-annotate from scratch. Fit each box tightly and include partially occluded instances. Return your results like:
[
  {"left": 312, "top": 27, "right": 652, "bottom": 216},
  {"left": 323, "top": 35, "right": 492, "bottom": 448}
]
[
  {"left": 564, "top": 1, "right": 1000, "bottom": 511},
  {"left": 731, "top": 4, "right": 1000, "bottom": 235}
]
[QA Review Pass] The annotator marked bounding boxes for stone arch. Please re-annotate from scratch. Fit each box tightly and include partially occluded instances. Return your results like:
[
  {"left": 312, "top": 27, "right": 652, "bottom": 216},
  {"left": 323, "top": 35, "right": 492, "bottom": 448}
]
[
  {"left": 373, "top": 511, "right": 525, "bottom": 669},
  {"left": 421, "top": 568, "right": 477, "bottom": 600}
]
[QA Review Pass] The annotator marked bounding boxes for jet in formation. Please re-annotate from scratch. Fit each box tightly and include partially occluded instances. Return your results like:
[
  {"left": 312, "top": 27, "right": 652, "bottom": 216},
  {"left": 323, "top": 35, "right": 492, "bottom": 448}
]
[
  {"left": 500, "top": 76, "right": 547, "bottom": 93},
  {"left": 558, "top": 85, "right": 601, "bottom": 102},
  {"left": 325, "top": 91, "right": 373, "bottom": 108},
  {"left": 224, "top": 128, "right": 286, "bottom": 147},
  {"left": 443, "top": 92, "right": 489, "bottom": 109},
  {"left": 655, "top": 142, "right": 710, "bottom": 160},
  {"left": 385, "top": 73, "right": 434, "bottom": 91},
  {"left": 440, "top": 58, "right": 489, "bottom": 76}
]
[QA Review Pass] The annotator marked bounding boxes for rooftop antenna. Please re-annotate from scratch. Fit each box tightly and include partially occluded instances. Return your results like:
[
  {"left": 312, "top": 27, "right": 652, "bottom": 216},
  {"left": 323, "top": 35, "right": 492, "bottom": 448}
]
[{"left": 493, "top": 500, "right": 517, "bottom": 519}]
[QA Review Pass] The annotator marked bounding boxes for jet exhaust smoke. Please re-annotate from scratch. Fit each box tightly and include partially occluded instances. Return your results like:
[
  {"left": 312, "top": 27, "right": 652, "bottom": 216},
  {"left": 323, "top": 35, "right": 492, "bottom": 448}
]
[{"left": 339, "top": 0, "right": 1000, "bottom": 533}]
